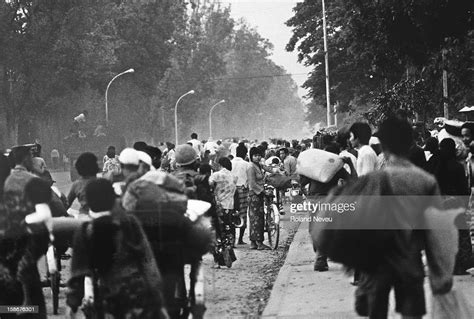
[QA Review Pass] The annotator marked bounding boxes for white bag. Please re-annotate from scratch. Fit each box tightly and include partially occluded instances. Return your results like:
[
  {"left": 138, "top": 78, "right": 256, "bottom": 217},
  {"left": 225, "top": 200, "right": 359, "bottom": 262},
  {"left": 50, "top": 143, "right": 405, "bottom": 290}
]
[
  {"left": 423, "top": 206, "right": 463, "bottom": 294},
  {"left": 296, "top": 149, "right": 344, "bottom": 183},
  {"left": 186, "top": 199, "right": 212, "bottom": 222}
]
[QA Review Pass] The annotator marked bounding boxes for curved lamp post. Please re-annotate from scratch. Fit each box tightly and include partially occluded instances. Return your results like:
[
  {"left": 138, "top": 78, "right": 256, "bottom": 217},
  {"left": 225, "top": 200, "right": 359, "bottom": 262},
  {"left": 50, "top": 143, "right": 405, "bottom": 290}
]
[
  {"left": 105, "top": 68, "right": 134, "bottom": 126},
  {"left": 209, "top": 99, "right": 226, "bottom": 139},
  {"left": 174, "top": 90, "right": 195, "bottom": 145}
]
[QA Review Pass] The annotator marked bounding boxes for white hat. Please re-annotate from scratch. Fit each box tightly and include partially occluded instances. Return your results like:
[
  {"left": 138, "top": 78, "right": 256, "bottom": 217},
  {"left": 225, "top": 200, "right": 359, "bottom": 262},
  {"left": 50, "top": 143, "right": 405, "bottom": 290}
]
[
  {"left": 137, "top": 151, "right": 152, "bottom": 167},
  {"left": 119, "top": 148, "right": 139, "bottom": 165},
  {"left": 369, "top": 136, "right": 380, "bottom": 145}
]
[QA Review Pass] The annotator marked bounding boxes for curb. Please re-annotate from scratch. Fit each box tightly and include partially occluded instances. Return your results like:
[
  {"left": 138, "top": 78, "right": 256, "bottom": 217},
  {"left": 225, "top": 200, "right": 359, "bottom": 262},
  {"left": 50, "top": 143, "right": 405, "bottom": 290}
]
[{"left": 262, "top": 221, "right": 311, "bottom": 318}]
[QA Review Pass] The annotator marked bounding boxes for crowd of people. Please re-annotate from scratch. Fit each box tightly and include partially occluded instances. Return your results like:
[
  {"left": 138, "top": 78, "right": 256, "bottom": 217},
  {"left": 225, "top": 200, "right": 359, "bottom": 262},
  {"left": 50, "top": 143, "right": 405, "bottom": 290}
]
[
  {"left": 0, "top": 114, "right": 473, "bottom": 318},
  {"left": 302, "top": 113, "right": 474, "bottom": 318},
  {"left": 0, "top": 131, "right": 306, "bottom": 318}
]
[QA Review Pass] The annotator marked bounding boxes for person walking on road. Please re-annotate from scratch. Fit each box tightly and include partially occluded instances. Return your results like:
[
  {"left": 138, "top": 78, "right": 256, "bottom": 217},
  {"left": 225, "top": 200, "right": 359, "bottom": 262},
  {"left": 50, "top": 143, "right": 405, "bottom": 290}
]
[
  {"left": 188, "top": 133, "right": 203, "bottom": 161},
  {"left": 67, "top": 179, "right": 168, "bottom": 319},
  {"left": 204, "top": 138, "right": 218, "bottom": 164},
  {"left": 50, "top": 149, "right": 60, "bottom": 170},
  {"left": 209, "top": 157, "right": 238, "bottom": 247},
  {"left": 67, "top": 152, "right": 99, "bottom": 216},
  {"left": 229, "top": 138, "right": 239, "bottom": 158},
  {"left": 349, "top": 122, "right": 378, "bottom": 285},
  {"left": 103, "top": 146, "right": 120, "bottom": 174},
  {"left": 4, "top": 145, "right": 37, "bottom": 214},
  {"left": 352, "top": 117, "right": 455, "bottom": 319},
  {"left": 300, "top": 144, "right": 357, "bottom": 272},
  {"left": 349, "top": 122, "right": 378, "bottom": 176},
  {"left": 231, "top": 144, "right": 251, "bottom": 245},
  {"left": 433, "top": 138, "right": 473, "bottom": 275},
  {"left": 279, "top": 147, "right": 298, "bottom": 180}
]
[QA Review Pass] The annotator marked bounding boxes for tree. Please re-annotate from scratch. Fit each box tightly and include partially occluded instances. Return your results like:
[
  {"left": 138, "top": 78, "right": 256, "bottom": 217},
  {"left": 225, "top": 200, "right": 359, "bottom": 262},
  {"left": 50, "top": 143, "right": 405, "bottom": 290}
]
[
  {"left": 0, "top": 0, "right": 186, "bottom": 146},
  {"left": 287, "top": 0, "right": 473, "bottom": 125},
  {"left": 0, "top": 0, "right": 307, "bottom": 150}
]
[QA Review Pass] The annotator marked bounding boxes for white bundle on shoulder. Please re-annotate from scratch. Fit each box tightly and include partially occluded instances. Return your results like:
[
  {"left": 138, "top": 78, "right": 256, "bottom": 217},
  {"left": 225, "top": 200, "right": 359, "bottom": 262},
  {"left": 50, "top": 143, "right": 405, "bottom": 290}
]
[
  {"left": 296, "top": 149, "right": 344, "bottom": 183},
  {"left": 186, "top": 199, "right": 211, "bottom": 222}
]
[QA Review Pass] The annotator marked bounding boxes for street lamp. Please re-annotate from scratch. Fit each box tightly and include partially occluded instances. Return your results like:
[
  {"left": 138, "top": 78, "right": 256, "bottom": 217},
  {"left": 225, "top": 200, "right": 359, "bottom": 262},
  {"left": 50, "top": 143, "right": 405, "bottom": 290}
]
[
  {"left": 105, "top": 68, "right": 134, "bottom": 126},
  {"left": 208, "top": 99, "right": 226, "bottom": 139},
  {"left": 174, "top": 90, "right": 195, "bottom": 145}
]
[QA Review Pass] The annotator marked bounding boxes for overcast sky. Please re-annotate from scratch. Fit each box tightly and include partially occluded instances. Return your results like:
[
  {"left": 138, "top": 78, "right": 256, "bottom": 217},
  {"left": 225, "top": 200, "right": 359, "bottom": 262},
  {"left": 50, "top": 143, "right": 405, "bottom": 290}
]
[{"left": 220, "top": 0, "right": 312, "bottom": 101}]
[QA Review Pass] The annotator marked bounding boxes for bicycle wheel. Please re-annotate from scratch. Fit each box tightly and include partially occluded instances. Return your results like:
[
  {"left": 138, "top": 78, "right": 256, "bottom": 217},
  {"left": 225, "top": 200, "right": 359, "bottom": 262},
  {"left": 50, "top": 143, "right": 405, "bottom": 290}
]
[
  {"left": 51, "top": 271, "right": 60, "bottom": 314},
  {"left": 263, "top": 202, "right": 272, "bottom": 248},
  {"left": 192, "top": 263, "right": 206, "bottom": 319},
  {"left": 267, "top": 203, "right": 280, "bottom": 250}
]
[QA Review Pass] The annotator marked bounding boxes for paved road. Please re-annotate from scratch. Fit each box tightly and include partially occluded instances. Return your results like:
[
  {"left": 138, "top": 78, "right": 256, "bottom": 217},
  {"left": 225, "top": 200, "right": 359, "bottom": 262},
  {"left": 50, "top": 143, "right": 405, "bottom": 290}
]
[
  {"left": 45, "top": 171, "right": 299, "bottom": 318},
  {"left": 263, "top": 220, "right": 474, "bottom": 318}
]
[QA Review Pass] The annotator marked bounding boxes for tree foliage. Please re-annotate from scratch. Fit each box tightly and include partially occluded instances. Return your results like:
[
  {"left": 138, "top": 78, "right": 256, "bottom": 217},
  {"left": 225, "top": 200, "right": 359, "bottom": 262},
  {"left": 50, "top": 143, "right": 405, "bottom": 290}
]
[
  {"left": 0, "top": 0, "right": 306, "bottom": 151},
  {"left": 287, "top": 0, "right": 473, "bottom": 126}
]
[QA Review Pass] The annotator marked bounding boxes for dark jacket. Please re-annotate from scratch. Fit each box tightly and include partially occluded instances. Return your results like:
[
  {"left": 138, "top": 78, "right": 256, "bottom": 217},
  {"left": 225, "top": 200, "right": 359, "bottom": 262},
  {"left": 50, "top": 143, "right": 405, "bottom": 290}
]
[
  {"left": 0, "top": 203, "right": 49, "bottom": 319},
  {"left": 67, "top": 212, "right": 166, "bottom": 318},
  {"left": 301, "top": 168, "right": 350, "bottom": 197},
  {"left": 122, "top": 171, "right": 211, "bottom": 265},
  {"left": 408, "top": 144, "right": 427, "bottom": 169},
  {"left": 434, "top": 157, "right": 470, "bottom": 197}
]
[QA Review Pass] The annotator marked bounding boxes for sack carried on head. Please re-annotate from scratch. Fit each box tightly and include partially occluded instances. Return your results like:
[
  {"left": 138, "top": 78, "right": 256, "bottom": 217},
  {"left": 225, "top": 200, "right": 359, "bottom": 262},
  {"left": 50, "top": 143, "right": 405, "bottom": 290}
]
[{"left": 296, "top": 149, "right": 344, "bottom": 183}]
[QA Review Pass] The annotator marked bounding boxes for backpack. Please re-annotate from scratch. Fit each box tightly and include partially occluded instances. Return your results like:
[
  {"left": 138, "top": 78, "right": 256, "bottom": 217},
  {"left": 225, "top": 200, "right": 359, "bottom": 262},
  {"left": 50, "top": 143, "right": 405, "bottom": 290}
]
[
  {"left": 173, "top": 170, "right": 213, "bottom": 202},
  {"left": 173, "top": 170, "right": 199, "bottom": 199}
]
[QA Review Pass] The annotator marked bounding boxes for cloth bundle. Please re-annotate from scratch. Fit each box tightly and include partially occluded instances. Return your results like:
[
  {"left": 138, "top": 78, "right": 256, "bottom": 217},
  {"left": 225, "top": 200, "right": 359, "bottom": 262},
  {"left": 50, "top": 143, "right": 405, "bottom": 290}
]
[{"left": 296, "top": 149, "right": 344, "bottom": 183}]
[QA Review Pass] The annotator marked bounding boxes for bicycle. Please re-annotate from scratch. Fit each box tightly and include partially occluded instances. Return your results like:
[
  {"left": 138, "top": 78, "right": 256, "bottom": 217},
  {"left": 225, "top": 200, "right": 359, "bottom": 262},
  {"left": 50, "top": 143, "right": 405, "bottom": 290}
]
[
  {"left": 49, "top": 216, "right": 85, "bottom": 315},
  {"left": 45, "top": 245, "right": 63, "bottom": 315},
  {"left": 263, "top": 184, "right": 280, "bottom": 250}
]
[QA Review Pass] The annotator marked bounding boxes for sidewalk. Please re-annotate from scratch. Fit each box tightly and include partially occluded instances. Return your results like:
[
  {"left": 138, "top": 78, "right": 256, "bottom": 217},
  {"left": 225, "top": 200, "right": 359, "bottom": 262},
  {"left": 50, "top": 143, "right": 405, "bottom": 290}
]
[{"left": 263, "top": 220, "right": 474, "bottom": 319}]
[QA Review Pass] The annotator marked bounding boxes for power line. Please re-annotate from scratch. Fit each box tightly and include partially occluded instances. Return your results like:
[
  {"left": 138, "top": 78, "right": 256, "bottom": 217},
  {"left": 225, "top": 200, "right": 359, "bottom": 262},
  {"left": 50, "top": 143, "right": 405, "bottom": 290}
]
[{"left": 212, "top": 72, "right": 309, "bottom": 81}]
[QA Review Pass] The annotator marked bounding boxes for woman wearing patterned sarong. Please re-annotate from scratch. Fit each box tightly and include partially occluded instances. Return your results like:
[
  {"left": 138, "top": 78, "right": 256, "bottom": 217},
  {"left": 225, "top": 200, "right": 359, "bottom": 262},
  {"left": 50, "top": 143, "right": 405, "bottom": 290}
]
[{"left": 246, "top": 147, "right": 271, "bottom": 250}]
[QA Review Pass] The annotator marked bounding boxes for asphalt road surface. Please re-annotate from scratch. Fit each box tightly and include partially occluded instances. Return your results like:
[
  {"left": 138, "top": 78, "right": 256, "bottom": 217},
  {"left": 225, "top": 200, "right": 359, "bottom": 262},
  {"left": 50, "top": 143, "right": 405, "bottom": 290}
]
[{"left": 45, "top": 171, "right": 299, "bottom": 318}]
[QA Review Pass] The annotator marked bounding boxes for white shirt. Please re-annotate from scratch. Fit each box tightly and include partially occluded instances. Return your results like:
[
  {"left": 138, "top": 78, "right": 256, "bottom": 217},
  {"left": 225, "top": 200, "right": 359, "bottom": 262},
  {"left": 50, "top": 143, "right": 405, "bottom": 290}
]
[
  {"left": 229, "top": 143, "right": 238, "bottom": 157},
  {"left": 231, "top": 157, "right": 250, "bottom": 186},
  {"left": 356, "top": 145, "right": 378, "bottom": 176},
  {"left": 167, "top": 149, "right": 176, "bottom": 170},
  {"left": 424, "top": 151, "right": 433, "bottom": 161},
  {"left": 204, "top": 141, "right": 218, "bottom": 155},
  {"left": 188, "top": 139, "right": 202, "bottom": 158}
]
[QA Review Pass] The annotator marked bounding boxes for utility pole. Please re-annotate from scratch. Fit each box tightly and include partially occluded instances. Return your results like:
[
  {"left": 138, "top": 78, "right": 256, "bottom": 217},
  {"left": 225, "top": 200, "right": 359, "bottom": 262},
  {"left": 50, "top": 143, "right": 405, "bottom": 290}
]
[
  {"left": 322, "top": 0, "right": 331, "bottom": 127},
  {"left": 442, "top": 49, "right": 449, "bottom": 119},
  {"left": 6, "top": 69, "right": 17, "bottom": 145}
]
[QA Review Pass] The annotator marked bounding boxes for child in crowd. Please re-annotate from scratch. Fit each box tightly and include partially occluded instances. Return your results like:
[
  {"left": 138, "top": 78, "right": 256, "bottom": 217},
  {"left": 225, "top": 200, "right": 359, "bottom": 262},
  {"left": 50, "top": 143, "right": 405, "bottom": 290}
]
[
  {"left": 102, "top": 146, "right": 121, "bottom": 174},
  {"left": 67, "top": 152, "right": 99, "bottom": 216}
]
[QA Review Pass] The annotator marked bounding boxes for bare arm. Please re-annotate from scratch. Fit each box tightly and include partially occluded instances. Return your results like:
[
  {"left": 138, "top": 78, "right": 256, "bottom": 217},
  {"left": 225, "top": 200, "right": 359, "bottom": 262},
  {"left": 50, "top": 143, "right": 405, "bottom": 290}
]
[
  {"left": 66, "top": 182, "right": 77, "bottom": 209},
  {"left": 342, "top": 157, "right": 358, "bottom": 178}
]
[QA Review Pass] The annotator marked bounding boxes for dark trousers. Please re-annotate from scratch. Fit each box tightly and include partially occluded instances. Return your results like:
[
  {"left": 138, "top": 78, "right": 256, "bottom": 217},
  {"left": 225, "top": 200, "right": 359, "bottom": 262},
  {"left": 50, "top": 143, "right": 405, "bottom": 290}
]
[{"left": 313, "top": 246, "right": 328, "bottom": 268}]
